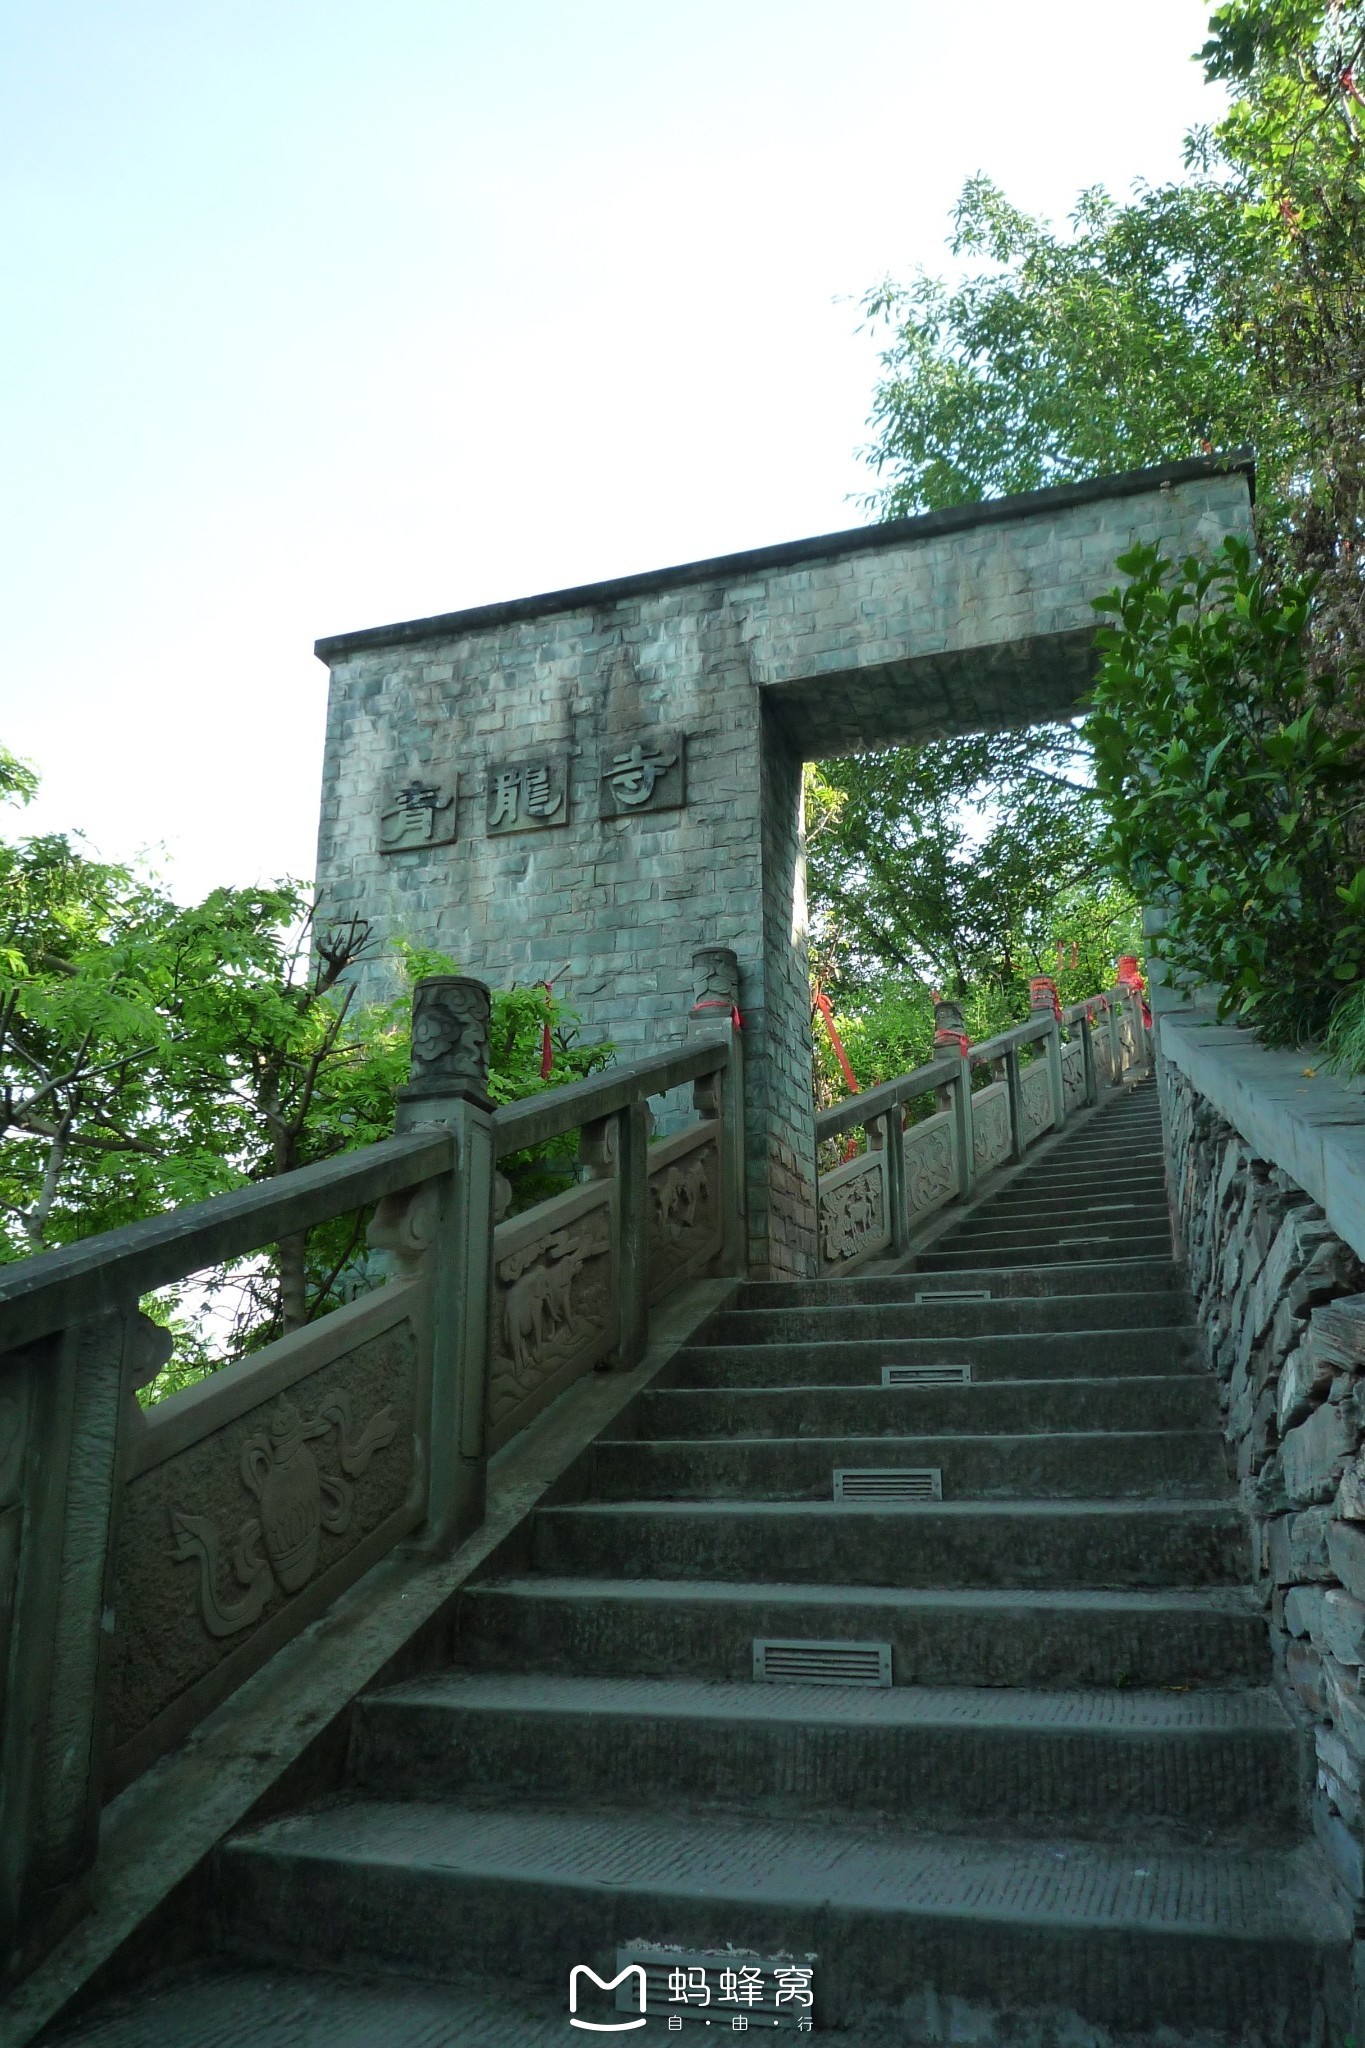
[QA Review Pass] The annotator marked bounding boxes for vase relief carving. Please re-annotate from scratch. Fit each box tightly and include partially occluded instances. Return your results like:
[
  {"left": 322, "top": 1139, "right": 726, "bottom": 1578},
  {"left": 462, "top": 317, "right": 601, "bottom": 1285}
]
[
  {"left": 906, "top": 1125, "right": 956, "bottom": 1213},
  {"left": 170, "top": 1390, "right": 396, "bottom": 1640}
]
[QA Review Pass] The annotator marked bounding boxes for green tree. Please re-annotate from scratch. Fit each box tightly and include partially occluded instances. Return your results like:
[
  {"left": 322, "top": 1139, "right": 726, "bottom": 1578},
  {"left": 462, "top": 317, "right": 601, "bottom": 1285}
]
[{"left": 0, "top": 763, "right": 611, "bottom": 1386}]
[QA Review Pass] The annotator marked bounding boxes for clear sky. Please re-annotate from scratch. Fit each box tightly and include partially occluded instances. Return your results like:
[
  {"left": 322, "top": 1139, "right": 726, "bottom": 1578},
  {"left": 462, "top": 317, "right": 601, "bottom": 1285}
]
[{"left": 0, "top": 0, "right": 1225, "bottom": 902}]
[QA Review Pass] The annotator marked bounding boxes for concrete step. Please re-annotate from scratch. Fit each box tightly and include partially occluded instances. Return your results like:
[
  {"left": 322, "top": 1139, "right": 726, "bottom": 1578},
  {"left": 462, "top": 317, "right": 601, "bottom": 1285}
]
[
  {"left": 215, "top": 1799, "right": 1349, "bottom": 2039},
  {"left": 957, "top": 1187, "right": 1170, "bottom": 1212},
  {"left": 739, "top": 1259, "right": 1185, "bottom": 1308},
  {"left": 51, "top": 1961, "right": 1211, "bottom": 2048},
  {"left": 702, "top": 1290, "right": 1193, "bottom": 1346},
  {"left": 992, "top": 1169, "right": 1167, "bottom": 1199},
  {"left": 669, "top": 1327, "right": 1202, "bottom": 1387},
  {"left": 942, "top": 1203, "right": 1172, "bottom": 1243},
  {"left": 632, "top": 1375, "right": 1221, "bottom": 1441},
  {"left": 589, "top": 1429, "right": 1228, "bottom": 1501},
  {"left": 350, "top": 1672, "right": 1303, "bottom": 1844},
  {"left": 528, "top": 1498, "right": 1249, "bottom": 1590},
  {"left": 916, "top": 1235, "right": 1173, "bottom": 1270},
  {"left": 457, "top": 1576, "right": 1272, "bottom": 1688}
]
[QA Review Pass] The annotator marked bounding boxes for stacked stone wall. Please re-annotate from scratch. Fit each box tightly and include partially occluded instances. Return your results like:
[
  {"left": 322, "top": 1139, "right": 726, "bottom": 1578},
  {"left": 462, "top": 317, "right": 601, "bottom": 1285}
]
[{"left": 1165, "top": 1065, "right": 1365, "bottom": 1894}]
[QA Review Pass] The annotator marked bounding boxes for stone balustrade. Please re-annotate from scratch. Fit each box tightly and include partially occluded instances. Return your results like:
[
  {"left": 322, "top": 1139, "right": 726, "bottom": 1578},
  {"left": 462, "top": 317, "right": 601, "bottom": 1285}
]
[
  {"left": 812, "top": 983, "right": 1150, "bottom": 1278},
  {"left": 0, "top": 956, "right": 744, "bottom": 1976}
]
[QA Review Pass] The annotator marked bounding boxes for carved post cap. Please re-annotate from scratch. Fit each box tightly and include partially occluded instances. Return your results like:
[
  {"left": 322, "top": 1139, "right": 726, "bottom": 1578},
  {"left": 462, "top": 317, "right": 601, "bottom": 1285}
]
[
  {"left": 932, "top": 996, "right": 970, "bottom": 1056},
  {"left": 691, "top": 947, "right": 741, "bottom": 1024},
  {"left": 1029, "top": 975, "right": 1062, "bottom": 1020},
  {"left": 400, "top": 975, "right": 493, "bottom": 1109}
]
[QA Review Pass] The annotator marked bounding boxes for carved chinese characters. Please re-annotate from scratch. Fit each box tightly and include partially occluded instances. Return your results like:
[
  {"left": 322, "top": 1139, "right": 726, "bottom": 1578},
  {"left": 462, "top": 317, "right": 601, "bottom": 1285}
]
[
  {"left": 600, "top": 730, "right": 686, "bottom": 818},
  {"left": 486, "top": 757, "right": 569, "bottom": 834},
  {"left": 379, "top": 777, "right": 457, "bottom": 852}
]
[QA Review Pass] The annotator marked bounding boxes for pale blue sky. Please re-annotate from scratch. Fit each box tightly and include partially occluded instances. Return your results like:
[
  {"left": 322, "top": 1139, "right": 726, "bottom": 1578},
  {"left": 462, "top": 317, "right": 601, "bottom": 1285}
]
[{"left": 0, "top": 1, "right": 1225, "bottom": 899}]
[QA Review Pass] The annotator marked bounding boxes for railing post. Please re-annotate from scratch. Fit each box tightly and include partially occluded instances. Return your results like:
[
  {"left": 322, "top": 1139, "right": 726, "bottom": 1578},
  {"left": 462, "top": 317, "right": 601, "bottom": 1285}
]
[
  {"left": 0, "top": 1308, "right": 167, "bottom": 1969},
  {"left": 616, "top": 1098, "right": 651, "bottom": 1369},
  {"left": 1031, "top": 978, "right": 1066, "bottom": 1132},
  {"left": 1004, "top": 1046, "right": 1026, "bottom": 1162},
  {"left": 389, "top": 975, "right": 495, "bottom": 1550},
  {"left": 1081, "top": 1011, "right": 1099, "bottom": 1106},
  {"left": 1105, "top": 995, "right": 1123, "bottom": 1088},
  {"left": 884, "top": 1106, "right": 909, "bottom": 1256},
  {"left": 689, "top": 948, "right": 746, "bottom": 1278},
  {"left": 952, "top": 1057, "right": 975, "bottom": 1202}
]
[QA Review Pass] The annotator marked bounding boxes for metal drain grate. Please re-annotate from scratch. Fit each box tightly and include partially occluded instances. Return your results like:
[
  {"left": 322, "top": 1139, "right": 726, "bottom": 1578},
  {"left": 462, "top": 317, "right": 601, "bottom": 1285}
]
[
  {"left": 614, "top": 1945, "right": 819, "bottom": 2029},
  {"left": 914, "top": 1287, "right": 991, "bottom": 1303},
  {"left": 881, "top": 1361, "right": 972, "bottom": 1386},
  {"left": 753, "top": 1638, "right": 892, "bottom": 1687},
  {"left": 834, "top": 1467, "right": 942, "bottom": 1501}
]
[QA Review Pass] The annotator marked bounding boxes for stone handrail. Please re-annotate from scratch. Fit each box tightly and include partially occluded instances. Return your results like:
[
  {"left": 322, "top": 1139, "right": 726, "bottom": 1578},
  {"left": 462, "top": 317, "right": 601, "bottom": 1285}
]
[
  {"left": 0, "top": 954, "right": 745, "bottom": 1976},
  {"left": 813, "top": 981, "right": 1150, "bottom": 1277}
]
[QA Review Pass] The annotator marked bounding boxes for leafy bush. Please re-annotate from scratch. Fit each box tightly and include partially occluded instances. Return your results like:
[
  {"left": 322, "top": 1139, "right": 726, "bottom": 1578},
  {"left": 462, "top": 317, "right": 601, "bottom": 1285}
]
[{"left": 1088, "top": 537, "right": 1365, "bottom": 1045}]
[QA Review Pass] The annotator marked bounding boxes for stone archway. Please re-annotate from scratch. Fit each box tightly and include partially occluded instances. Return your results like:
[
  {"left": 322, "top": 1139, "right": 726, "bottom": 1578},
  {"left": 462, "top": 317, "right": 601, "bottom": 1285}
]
[{"left": 313, "top": 453, "right": 1253, "bottom": 1277}]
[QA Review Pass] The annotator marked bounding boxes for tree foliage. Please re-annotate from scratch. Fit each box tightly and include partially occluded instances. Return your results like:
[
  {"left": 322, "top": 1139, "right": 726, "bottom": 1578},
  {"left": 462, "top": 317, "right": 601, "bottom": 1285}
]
[
  {"left": 1090, "top": 537, "right": 1365, "bottom": 1043},
  {"left": 0, "top": 767, "right": 611, "bottom": 1392},
  {"left": 848, "top": 0, "right": 1365, "bottom": 1053}
]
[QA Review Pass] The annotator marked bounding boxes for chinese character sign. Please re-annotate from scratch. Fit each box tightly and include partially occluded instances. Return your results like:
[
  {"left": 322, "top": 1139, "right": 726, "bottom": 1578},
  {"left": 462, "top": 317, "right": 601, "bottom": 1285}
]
[
  {"left": 599, "top": 730, "right": 686, "bottom": 818},
  {"left": 378, "top": 776, "right": 457, "bottom": 852},
  {"left": 485, "top": 756, "right": 569, "bottom": 834}
]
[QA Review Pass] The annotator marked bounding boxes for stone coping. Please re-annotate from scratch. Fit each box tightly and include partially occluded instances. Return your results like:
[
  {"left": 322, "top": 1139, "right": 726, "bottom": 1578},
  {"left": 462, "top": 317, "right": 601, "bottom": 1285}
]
[
  {"left": 314, "top": 452, "right": 1255, "bottom": 661},
  {"left": 1159, "top": 1009, "right": 1365, "bottom": 1263}
]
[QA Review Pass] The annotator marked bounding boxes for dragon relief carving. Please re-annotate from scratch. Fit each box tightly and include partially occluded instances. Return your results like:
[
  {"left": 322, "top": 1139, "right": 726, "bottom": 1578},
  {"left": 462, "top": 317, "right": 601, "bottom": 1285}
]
[
  {"left": 492, "top": 1210, "right": 613, "bottom": 1410},
  {"left": 906, "top": 1123, "right": 956, "bottom": 1214},
  {"left": 649, "top": 1145, "right": 717, "bottom": 1277},
  {"left": 170, "top": 1390, "right": 397, "bottom": 1639},
  {"left": 820, "top": 1166, "right": 885, "bottom": 1266}
]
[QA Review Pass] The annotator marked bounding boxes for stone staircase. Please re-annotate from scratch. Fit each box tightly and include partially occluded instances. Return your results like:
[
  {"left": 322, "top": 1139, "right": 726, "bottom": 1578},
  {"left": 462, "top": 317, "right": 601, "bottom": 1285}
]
[{"left": 51, "top": 1081, "right": 1352, "bottom": 2047}]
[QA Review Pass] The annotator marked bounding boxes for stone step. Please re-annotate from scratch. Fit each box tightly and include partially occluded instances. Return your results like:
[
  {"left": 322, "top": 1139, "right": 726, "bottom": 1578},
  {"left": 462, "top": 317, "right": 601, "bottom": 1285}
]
[
  {"left": 214, "top": 1800, "right": 1348, "bottom": 2039},
  {"left": 991, "top": 1168, "right": 1167, "bottom": 1199},
  {"left": 457, "top": 1576, "right": 1271, "bottom": 1689},
  {"left": 589, "top": 1428, "right": 1228, "bottom": 1501},
  {"left": 528, "top": 1499, "right": 1249, "bottom": 1590},
  {"left": 703, "top": 1290, "right": 1193, "bottom": 1346},
  {"left": 632, "top": 1374, "right": 1220, "bottom": 1441},
  {"left": 941, "top": 1204, "right": 1178, "bottom": 1253},
  {"left": 738, "top": 1259, "right": 1185, "bottom": 1308},
  {"left": 350, "top": 1673, "right": 1303, "bottom": 1844},
  {"left": 916, "top": 1235, "right": 1173, "bottom": 1271},
  {"left": 669, "top": 1327, "right": 1201, "bottom": 1388}
]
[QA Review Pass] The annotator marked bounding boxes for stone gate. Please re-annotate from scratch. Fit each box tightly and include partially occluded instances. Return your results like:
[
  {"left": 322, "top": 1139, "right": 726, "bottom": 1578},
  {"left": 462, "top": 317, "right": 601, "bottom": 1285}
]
[{"left": 313, "top": 453, "right": 1253, "bottom": 1277}]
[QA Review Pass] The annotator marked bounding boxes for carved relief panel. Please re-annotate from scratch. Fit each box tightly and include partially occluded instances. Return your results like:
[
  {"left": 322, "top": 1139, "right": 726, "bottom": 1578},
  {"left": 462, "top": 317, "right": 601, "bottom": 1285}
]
[
  {"left": 818, "top": 1156, "right": 889, "bottom": 1274},
  {"left": 1062, "top": 1039, "right": 1086, "bottom": 1110},
  {"left": 1020, "top": 1058, "right": 1054, "bottom": 1141},
  {"left": 904, "top": 1112, "right": 958, "bottom": 1221},
  {"left": 487, "top": 1182, "right": 617, "bottom": 1452},
  {"left": 648, "top": 1127, "right": 722, "bottom": 1302},
  {"left": 971, "top": 1082, "right": 1011, "bottom": 1175},
  {"left": 106, "top": 1286, "right": 425, "bottom": 1788}
]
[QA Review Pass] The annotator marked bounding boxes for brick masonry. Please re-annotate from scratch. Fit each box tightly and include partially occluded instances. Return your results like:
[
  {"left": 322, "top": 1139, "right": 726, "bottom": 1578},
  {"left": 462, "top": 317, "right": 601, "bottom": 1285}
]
[{"left": 314, "top": 458, "right": 1253, "bottom": 1278}]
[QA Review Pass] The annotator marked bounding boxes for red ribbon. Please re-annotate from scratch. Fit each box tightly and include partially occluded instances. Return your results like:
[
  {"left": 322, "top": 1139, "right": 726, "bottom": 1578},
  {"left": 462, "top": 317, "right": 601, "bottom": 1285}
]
[
  {"left": 814, "top": 990, "right": 859, "bottom": 1096},
  {"left": 692, "top": 998, "right": 743, "bottom": 1030}
]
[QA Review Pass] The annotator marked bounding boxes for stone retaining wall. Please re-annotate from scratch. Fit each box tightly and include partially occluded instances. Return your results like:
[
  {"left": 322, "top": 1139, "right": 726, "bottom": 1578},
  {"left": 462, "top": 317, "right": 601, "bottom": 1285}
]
[{"left": 1164, "top": 1064, "right": 1365, "bottom": 1895}]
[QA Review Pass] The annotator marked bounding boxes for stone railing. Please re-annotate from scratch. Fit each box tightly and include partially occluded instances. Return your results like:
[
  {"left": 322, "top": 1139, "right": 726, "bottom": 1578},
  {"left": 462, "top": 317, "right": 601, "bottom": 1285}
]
[
  {"left": 1157, "top": 1009, "right": 1365, "bottom": 1904},
  {"left": 0, "top": 952, "right": 743, "bottom": 1972},
  {"left": 813, "top": 979, "right": 1151, "bottom": 1277}
]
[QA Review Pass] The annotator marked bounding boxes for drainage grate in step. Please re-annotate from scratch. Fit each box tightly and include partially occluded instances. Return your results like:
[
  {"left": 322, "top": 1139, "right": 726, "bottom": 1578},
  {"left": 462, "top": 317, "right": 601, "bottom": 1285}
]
[
  {"left": 914, "top": 1287, "right": 991, "bottom": 1303},
  {"left": 611, "top": 1946, "right": 819, "bottom": 2030},
  {"left": 881, "top": 1361, "right": 972, "bottom": 1387},
  {"left": 833, "top": 1467, "right": 942, "bottom": 1501},
  {"left": 753, "top": 1638, "right": 892, "bottom": 1688}
]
